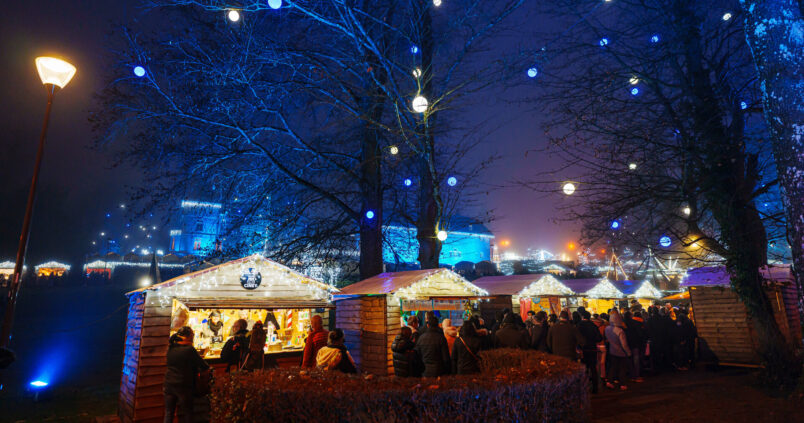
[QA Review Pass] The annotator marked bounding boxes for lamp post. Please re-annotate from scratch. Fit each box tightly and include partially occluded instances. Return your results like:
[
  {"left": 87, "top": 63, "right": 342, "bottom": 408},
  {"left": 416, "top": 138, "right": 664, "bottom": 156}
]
[{"left": 0, "top": 57, "right": 76, "bottom": 349}]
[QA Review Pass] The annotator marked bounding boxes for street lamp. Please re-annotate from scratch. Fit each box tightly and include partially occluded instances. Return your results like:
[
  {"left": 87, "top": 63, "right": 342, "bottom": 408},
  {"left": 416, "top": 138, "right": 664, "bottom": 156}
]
[{"left": 1, "top": 57, "right": 75, "bottom": 349}]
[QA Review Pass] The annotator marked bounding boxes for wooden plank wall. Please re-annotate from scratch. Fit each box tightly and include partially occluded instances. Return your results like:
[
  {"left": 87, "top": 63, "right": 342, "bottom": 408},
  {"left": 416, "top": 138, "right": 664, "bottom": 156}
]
[
  {"left": 119, "top": 293, "right": 145, "bottom": 423},
  {"left": 689, "top": 286, "right": 759, "bottom": 364},
  {"left": 132, "top": 291, "right": 173, "bottom": 423},
  {"left": 335, "top": 298, "right": 364, "bottom": 371},
  {"left": 778, "top": 283, "right": 802, "bottom": 346},
  {"left": 386, "top": 300, "right": 401, "bottom": 376},
  {"left": 359, "top": 296, "right": 388, "bottom": 376}
]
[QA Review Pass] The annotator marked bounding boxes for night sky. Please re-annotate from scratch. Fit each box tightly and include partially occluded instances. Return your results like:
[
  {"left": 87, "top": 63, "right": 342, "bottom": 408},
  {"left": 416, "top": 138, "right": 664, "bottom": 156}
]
[{"left": 0, "top": 1, "right": 575, "bottom": 267}]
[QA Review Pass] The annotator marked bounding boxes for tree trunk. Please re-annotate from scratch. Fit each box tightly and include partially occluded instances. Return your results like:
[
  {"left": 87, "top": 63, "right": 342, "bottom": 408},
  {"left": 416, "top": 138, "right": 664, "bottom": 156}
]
[
  {"left": 359, "top": 121, "right": 384, "bottom": 280},
  {"left": 415, "top": 0, "right": 442, "bottom": 269},
  {"left": 739, "top": 0, "right": 804, "bottom": 341}
]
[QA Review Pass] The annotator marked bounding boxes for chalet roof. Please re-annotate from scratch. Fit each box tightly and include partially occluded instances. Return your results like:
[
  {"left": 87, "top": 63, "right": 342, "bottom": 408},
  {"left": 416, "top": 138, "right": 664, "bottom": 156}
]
[
  {"left": 472, "top": 274, "right": 572, "bottom": 297},
  {"left": 336, "top": 268, "right": 487, "bottom": 299},
  {"left": 682, "top": 265, "right": 793, "bottom": 287},
  {"left": 561, "top": 278, "right": 603, "bottom": 295},
  {"left": 126, "top": 254, "right": 337, "bottom": 302}
]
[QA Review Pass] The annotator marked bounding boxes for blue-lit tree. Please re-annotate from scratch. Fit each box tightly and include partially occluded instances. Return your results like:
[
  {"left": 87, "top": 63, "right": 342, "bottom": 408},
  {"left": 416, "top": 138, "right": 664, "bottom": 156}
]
[{"left": 526, "top": 0, "right": 798, "bottom": 383}]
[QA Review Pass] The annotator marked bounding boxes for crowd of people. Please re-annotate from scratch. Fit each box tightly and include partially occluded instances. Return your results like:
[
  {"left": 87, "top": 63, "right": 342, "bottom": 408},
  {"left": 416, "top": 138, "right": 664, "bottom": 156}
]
[{"left": 162, "top": 302, "right": 697, "bottom": 421}]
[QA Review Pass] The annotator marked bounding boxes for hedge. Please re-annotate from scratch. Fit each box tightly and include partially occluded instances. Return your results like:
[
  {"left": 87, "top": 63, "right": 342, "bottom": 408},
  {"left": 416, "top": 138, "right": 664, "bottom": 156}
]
[{"left": 210, "top": 349, "right": 590, "bottom": 422}]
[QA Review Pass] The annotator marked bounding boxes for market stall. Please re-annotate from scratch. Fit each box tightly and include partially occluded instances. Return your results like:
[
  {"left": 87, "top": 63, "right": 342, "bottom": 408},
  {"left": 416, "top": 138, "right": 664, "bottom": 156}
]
[
  {"left": 683, "top": 265, "right": 801, "bottom": 366},
  {"left": 118, "top": 254, "right": 337, "bottom": 423},
  {"left": 334, "top": 268, "right": 488, "bottom": 376},
  {"left": 564, "top": 278, "right": 663, "bottom": 314},
  {"left": 34, "top": 260, "right": 70, "bottom": 277},
  {"left": 472, "top": 274, "right": 574, "bottom": 320}
]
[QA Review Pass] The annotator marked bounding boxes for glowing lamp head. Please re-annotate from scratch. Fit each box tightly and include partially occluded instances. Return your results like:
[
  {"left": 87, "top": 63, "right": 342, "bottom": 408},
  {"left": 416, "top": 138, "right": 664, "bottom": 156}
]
[
  {"left": 599, "top": 38, "right": 609, "bottom": 47},
  {"left": 447, "top": 176, "right": 458, "bottom": 186},
  {"left": 365, "top": 210, "right": 375, "bottom": 219},
  {"left": 412, "top": 95, "right": 429, "bottom": 113},
  {"left": 35, "top": 57, "right": 76, "bottom": 88},
  {"left": 628, "top": 163, "right": 637, "bottom": 170},
  {"left": 527, "top": 67, "right": 538, "bottom": 78},
  {"left": 722, "top": 12, "right": 732, "bottom": 21},
  {"left": 562, "top": 182, "right": 576, "bottom": 195},
  {"left": 433, "top": 0, "right": 442, "bottom": 6},
  {"left": 659, "top": 235, "right": 672, "bottom": 248},
  {"left": 650, "top": 35, "right": 660, "bottom": 43},
  {"left": 630, "top": 87, "right": 640, "bottom": 96},
  {"left": 228, "top": 10, "right": 241, "bottom": 22},
  {"left": 682, "top": 206, "right": 691, "bottom": 216},
  {"left": 133, "top": 66, "right": 146, "bottom": 77},
  {"left": 403, "top": 178, "right": 413, "bottom": 187},
  {"left": 389, "top": 145, "right": 399, "bottom": 155},
  {"left": 629, "top": 76, "right": 639, "bottom": 85},
  {"left": 437, "top": 230, "right": 448, "bottom": 241},
  {"left": 268, "top": 0, "right": 283, "bottom": 9}
]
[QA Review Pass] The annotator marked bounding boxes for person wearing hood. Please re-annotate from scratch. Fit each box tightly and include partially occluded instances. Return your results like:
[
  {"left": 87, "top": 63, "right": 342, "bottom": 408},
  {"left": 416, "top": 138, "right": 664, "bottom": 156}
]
[
  {"left": 316, "top": 328, "right": 357, "bottom": 373},
  {"left": 392, "top": 326, "right": 422, "bottom": 377},
  {"left": 494, "top": 313, "right": 529, "bottom": 349},
  {"left": 302, "top": 315, "right": 329, "bottom": 368},
  {"left": 547, "top": 311, "right": 585, "bottom": 360},
  {"left": 164, "top": 326, "right": 209, "bottom": 423},
  {"left": 604, "top": 310, "right": 631, "bottom": 390},
  {"left": 452, "top": 322, "right": 483, "bottom": 375},
  {"left": 441, "top": 318, "right": 459, "bottom": 355},
  {"left": 414, "top": 312, "right": 451, "bottom": 377}
]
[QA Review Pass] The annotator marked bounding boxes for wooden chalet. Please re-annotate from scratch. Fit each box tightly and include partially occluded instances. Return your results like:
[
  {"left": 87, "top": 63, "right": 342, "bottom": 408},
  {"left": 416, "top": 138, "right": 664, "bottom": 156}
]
[
  {"left": 563, "top": 278, "right": 663, "bottom": 313},
  {"left": 472, "top": 274, "right": 574, "bottom": 320},
  {"left": 683, "top": 266, "right": 801, "bottom": 366},
  {"left": 118, "top": 254, "right": 337, "bottom": 423},
  {"left": 334, "top": 268, "right": 487, "bottom": 376}
]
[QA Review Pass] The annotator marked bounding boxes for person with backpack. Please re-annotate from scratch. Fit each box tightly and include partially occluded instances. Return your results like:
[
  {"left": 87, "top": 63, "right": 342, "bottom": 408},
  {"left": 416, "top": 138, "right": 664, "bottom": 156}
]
[
  {"left": 220, "top": 319, "right": 249, "bottom": 372},
  {"left": 316, "top": 329, "right": 357, "bottom": 373},
  {"left": 164, "top": 327, "right": 209, "bottom": 423}
]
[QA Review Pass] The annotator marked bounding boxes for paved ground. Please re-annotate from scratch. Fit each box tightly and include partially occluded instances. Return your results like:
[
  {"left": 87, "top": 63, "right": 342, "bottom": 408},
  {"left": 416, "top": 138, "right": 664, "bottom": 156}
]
[{"left": 591, "top": 366, "right": 803, "bottom": 423}]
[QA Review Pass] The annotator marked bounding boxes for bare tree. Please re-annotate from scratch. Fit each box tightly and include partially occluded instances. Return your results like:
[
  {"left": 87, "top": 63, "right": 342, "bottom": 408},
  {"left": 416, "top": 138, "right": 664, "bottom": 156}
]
[{"left": 525, "top": 0, "right": 798, "bottom": 383}]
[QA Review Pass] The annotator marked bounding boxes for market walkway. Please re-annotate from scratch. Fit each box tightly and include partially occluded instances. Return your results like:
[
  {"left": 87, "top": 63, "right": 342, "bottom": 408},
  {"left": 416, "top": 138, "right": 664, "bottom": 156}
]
[{"left": 591, "top": 367, "right": 803, "bottom": 422}]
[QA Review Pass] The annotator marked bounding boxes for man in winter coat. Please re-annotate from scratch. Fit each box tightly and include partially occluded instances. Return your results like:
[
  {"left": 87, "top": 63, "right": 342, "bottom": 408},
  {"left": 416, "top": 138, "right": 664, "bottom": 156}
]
[
  {"left": 624, "top": 311, "right": 647, "bottom": 381},
  {"left": 578, "top": 310, "right": 603, "bottom": 393},
  {"left": 414, "top": 312, "right": 451, "bottom": 377},
  {"left": 451, "top": 323, "right": 483, "bottom": 374},
  {"left": 302, "top": 315, "right": 329, "bottom": 368},
  {"left": 547, "top": 310, "right": 585, "bottom": 360},
  {"left": 391, "top": 326, "right": 421, "bottom": 377},
  {"left": 316, "top": 328, "right": 357, "bottom": 373},
  {"left": 605, "top": 310, "right": 631, "bottom": 390},
  {"left": 529, "top": 311, "right": 550, "bottom": 351},
  {"left": 494, "top": 313, "right": 529, "bottom": 349},
  {"left": 220, "top": 319, "right": 249, "bottom": 372}
]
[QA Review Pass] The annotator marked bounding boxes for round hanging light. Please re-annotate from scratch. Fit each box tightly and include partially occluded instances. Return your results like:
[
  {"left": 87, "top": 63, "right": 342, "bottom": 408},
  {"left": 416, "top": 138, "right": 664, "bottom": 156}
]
[
  {"left": 562, "top": 182, "right": 576, "bottom": 195},
  {"left": 412, "top": 95, "right": 429, "bottom": 113},
  {"left": 437, "top": 230, "right": 448, "bottom": 241}
]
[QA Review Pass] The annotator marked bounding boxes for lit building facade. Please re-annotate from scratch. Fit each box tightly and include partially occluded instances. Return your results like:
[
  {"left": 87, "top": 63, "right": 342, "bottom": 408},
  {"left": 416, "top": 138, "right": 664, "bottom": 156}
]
[
  {"left": 169, "top": 201, "right": 225, "bottom": 254},
  {"left": 383, "top": 217, "right": 494, "bottom": 267}
]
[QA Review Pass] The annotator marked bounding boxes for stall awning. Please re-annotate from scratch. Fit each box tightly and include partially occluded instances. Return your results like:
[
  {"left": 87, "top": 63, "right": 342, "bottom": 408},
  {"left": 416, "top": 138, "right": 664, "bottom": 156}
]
[{"left": 175, "top": 297, "right": 334, "bottom": 310}]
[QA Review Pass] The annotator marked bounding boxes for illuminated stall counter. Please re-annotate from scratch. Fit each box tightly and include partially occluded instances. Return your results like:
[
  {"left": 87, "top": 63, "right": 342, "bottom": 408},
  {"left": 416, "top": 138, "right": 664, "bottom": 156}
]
[
  {"left": 472, "top": 274, "right": 577, "bottom": 320},
  {"left": 118, "top": 254, "right": 337, "bottom": 423},
  {"left": 334, "top": 268, "right": 488, "bottom": 376},
  {"left": 567, "top": 278, "right": 663, "bottom": 313}
]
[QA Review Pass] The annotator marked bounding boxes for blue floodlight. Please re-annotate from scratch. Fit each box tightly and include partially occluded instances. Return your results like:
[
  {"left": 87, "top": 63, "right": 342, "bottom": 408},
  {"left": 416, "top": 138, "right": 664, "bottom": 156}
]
[
  {"left": 527, "top": 67, "right": 538, "bottom": 78},
  {"left": 365, "top": 210, "right": 375, "bottom": 219},
  {"left": 599, "top": 38, "right": 609, "bottom": 47},
  {"left": 610, "top": 220, "right": 621, "bottom": 230},
  {"left": 740, "top": 101, "right": 748, "bottom": 110},
  {"left": 133, "top": 66, "right": 146, "bottom": 77},
  {"left": 659, "top": 235, "right": 672, "bottom": 247},
  {"left": 650, "top": 35, "right": 660, "bottom": 43},
  {"left": 30, "top": 380, "right": 48, "bottom": 389},
  {"left": 411, "top": 45, "right": 419, "bottom": 54},
  {"left": 404, "top": 178, "right": 413, "bottom": 187},
  {"left": 268, "top": 0, "right": 282, "bottom": 9},
  {"left": 447, "top": 176, "right": 458, "bottom": 186},
  {"left": 630, "top": 87, "right": 640, "bottom": 96}
]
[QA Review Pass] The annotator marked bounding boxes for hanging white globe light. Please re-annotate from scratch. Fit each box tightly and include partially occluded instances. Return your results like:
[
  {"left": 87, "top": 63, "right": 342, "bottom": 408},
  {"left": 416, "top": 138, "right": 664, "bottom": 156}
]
[
  {"left": 437, "top": 230, "right": 448, "bottom": 241},
  {"left": 412, "top": 95, "right": 429, "bottom": 113},
  {"left": 389, "top": 145, "right": 399, "bottom": 155},
  {"left": 433, "top": 0, "right": 442, "bottom": 6},
  {"left": 268, "top": 0, "right": 282, "bottom": 9},
  {"left": 228, "top": 10, "right": 241, "bottom": 22},
  {"left": 562, "top": 182, "right": 576, "bottom": 195}
]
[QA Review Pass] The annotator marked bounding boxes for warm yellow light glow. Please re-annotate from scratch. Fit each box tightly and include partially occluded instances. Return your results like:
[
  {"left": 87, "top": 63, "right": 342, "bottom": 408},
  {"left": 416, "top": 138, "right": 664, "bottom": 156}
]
[
  {"left": 412, "top": 95, "right": 429, "bottom": 113},
  {"left": 35, "top": 57, "right": 76, "bottom": 88},
  {"left": 629, "top": 76, "right": 639, "bottom": 85},
  {"left": 413, "top": 68, "right": 422, "bottom": 78},
  {"left": 140, "top": 276, "right": 152, "bottom": 287},
  {"left": 562, "top": 182, "right": 576, "bottom": 195},
  {"left": 437, "top": 230, "right": 448, "bottom": 241},
  {"left": 389, "top": 145, "right": 399, "bottom": 155},
  {"left": 433, "top": 0, "right": 442, "bottom": 6},
  {"left": 628, "top": 163, "right": 637, "bottom": 170},
  {"left": 682, "top": 206, "right": 691, "bottom": 216},
  {"left": 500, "top": 240, "right": 510, "bottom": 247},
  {"left": 567, "top": 242, "right": 576, "bottom": 250},
  {"left": 228, "top": 9, "right": 240, "bottom": 22}
]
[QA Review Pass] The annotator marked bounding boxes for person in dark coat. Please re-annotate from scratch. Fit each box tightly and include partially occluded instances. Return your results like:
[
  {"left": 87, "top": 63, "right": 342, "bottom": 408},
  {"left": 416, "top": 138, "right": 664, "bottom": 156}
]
[
  {"left": 578, "top": 310, "right": 603, "bottom": 393},
  {"left": 674, "top": 312, "right": 697, "bottom": 370},
  {"left": 452, "top": 323, "right": 483, "bottom": 375},
  {"left": 547, "top": 311, "right": 585, "bottom": 360},
  {"left": 164, "top": 326, "right": 209, "bottom": 423},
  {"left": 494, "top": 313, "right": 529, "bottom": 349},
  {"left": 624, "top": 311, "right": 647, "bottom": 381},
  {"left": 528, "top": 311, "right": 550, "bottom": 351},
  {"left": 392, "top": 326, "right": 422, "bottom": 377},
  {"left": 220, "top": 319, "right": 249, "bottom": 372},
  {"left": 414, "top": 312, "right": 451, "bottom": 377}
]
